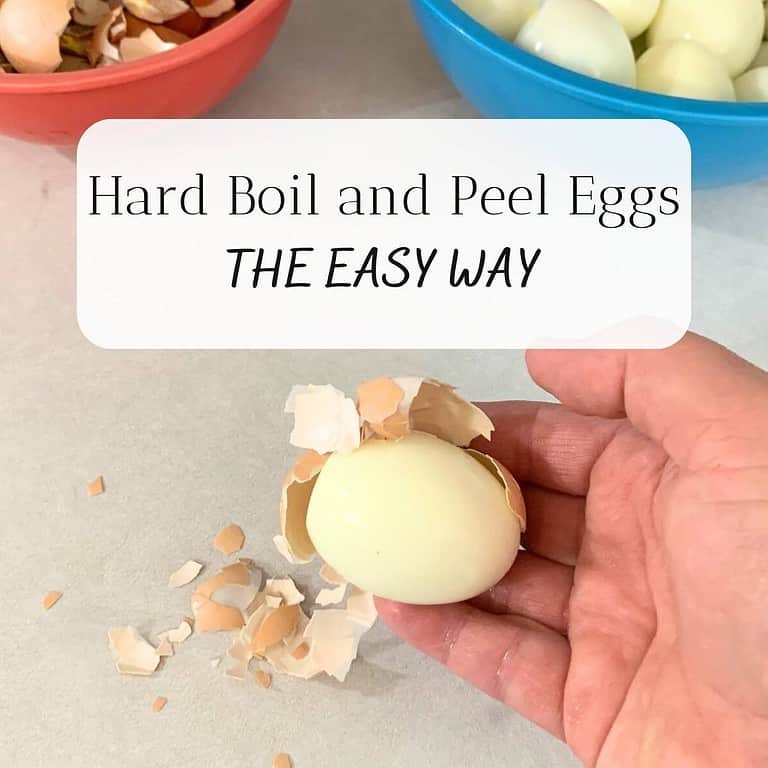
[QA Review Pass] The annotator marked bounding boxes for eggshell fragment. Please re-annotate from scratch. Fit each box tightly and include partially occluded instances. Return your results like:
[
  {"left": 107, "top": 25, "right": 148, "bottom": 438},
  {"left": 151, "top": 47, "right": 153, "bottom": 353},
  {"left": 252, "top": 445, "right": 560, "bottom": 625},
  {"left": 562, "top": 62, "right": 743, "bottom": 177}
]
[
  {"left": 213, "top": 523, "right": 245, "bottom": 556},
  {"left": 276, "top": 451, "right": 328, "bottom": 564},
  {"left": 252, "top": 605, "right": 300, "bottom": 652},
  {"left": 345, "top": 587, "right": 378, "bottom": 629},
  {"left": 108, "top": 626, "right": 161, "bottom": 676},
  {"left": 156, "top": 637, "right": 174, "bottom": 657},
  {"left": 407, "top": 379, "right": 494, "bottom": 447},
  {"left": 255, "top": 670, "right": 272, "bottom": 688},
  {"left": 304, "top": 609, "right": 365, "bottom": 682},
  {"left": 168, "top": 560, "right": 204, "bottom": 589},
  {"left": 87, "top": 476, "right": 105, "bottom": 496},
  {"left": 120, "top": 28, "right": 177, "bottom": 62},
  {"left": 42, "top": 591, "right": 63, "bottom": 610},
  {"left": 306, "top": 431, "right": 523, "bottom": 604},
  {"left": 124, "top": 0, "right": 189, "bottom": 23},
  {"left": 516, "top": 0, "right": 636, "bottom": 87},
  {"left": 191, "top": 0, "right": 235, "bottom": 19},
  {"left": 466, "top": 449, "right": 527, "bottom": 530},
  {"left": 648, "top": 0, "right": 764, "bottom": 77},
  {"left": 158, "top": 619, "right": 193, "bottom": 644},
  {"left": 265, "top": 578, "right": 305, "bottom": 606},
  {"left": 124, "top": 11, "right": 192, "bottom": 44},
  {"left": 291, "top": 642, "right": 310, "bottom": 660},
  {"left": 319, "top": 563, "right": 346, "bottom": 585},
  {"left": 0, "top": 0, "right": 73, "bottom": 74},
  {"left": 194, "top": 562, "right": 251, "bottom": 598},
  {"left": 89, "top": 6, "right": 126, "bottom": 65},
  {"left": 735, "top": 66, "right": 768, "bottom": 100},
  {"left": 316, "top": 583, "right": 347, "bottom": 607},
  {"left": 152, "top": 696, "right": 168, "bottom": 712},
  {"left": 286, "top": 384, "right": 361, "bottom": 455},
  {"left": 273, "top": 754, "right": 292, "bottom": 768},
  {"left": 636, "top": 40, "right": 735, "bottom": 100},
  {"left": 191, "top": 596, "right": 244, "bottom": 633}
]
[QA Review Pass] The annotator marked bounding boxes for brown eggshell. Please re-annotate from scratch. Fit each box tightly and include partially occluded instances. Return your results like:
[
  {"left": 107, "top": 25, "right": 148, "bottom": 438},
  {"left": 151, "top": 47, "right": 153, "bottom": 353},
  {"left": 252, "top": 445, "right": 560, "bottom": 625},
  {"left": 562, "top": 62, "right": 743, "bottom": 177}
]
[
  {"left": 213, "top": 523, "right": 245, "bottom": 555},
  {"left": 251, "top": 604, "right": 300, "bottom": 652},
  {"left": 466, "top": 449, "right": 527, "bottom": 530},
  {"left": 0, "top": 0, "right": 73, "bottom": 74},
  {"left": 275, "top": 451, "right": 328, "bottom": 564}
]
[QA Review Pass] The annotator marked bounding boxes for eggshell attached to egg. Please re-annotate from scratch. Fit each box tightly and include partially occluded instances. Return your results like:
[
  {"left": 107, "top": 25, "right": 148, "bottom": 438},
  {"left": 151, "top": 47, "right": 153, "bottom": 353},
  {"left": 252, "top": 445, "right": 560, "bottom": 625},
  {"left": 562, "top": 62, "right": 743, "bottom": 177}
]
[
  {"left": 305, "top": 432, "right": 524, "bottom": 605},
  {"left": 516, "top": 0, "right": 636, "bottom": 87},
  {"left": 454, "top": 0, "right": 538, "bottom": 41},
  {"left": 637, "top": 40, "right": 735, "bottom": 101},
  {"left": 648, "top": 0, "right": 764, "bottom": 77}
]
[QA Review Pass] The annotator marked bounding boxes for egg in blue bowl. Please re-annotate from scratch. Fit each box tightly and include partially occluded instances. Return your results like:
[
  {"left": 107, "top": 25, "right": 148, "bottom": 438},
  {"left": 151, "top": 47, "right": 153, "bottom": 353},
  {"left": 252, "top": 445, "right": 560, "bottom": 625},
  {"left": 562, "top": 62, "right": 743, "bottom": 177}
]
[{"left": 410, "top": 0, "right": 768, "bottom": 188}]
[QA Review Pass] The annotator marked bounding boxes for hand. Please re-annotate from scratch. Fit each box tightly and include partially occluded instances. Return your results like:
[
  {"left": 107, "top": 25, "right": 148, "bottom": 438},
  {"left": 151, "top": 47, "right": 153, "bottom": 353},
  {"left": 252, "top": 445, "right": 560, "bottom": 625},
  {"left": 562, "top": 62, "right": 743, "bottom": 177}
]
[{"left": 376, "top": 333, "right": 768, "bottom": 767}]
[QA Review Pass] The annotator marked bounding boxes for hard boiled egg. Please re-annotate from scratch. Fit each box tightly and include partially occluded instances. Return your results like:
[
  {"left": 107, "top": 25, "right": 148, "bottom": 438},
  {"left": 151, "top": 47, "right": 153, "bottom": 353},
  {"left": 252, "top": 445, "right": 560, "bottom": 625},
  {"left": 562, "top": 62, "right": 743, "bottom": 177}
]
[
  {"left": 735, "top": 66, "right": 768, "bottom": 100},
  {"left": 516, "top": 0, "right": 636, "bottom": 87},
  {"left": 454, "top": 0, "right": 538, "bottom": 41},
  {"left": 592, "top": 0, "right": 661, "bottom": 40},
  {"left": 637, "top": 40, "right": 735, "bottom": 100},
  {"left": 305, "top": 432, "right": 523, "bottom": 605},
  {"left": 752, "top": 41, "right": 768, "bottom": 69},
  {"left": 648, "top": 0, "right": 764, "bottom": 77}
]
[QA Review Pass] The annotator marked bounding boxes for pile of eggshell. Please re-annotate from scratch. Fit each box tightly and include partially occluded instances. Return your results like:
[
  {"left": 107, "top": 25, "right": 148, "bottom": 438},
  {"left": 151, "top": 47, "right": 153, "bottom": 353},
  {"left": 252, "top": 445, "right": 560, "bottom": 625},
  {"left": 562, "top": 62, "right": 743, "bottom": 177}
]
[
  {"left": 0, "top": 0, "right": 251, "bottom": 74},
  {"left": 456, "top": 0, "right": 768, "bottom": 102}
]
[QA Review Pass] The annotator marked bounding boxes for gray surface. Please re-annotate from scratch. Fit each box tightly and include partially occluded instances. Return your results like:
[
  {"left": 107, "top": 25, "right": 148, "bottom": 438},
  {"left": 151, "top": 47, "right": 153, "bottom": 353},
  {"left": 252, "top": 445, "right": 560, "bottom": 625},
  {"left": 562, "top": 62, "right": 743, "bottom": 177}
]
[{"left": 1, "top": 1, "right": 767, "bottom": 767}]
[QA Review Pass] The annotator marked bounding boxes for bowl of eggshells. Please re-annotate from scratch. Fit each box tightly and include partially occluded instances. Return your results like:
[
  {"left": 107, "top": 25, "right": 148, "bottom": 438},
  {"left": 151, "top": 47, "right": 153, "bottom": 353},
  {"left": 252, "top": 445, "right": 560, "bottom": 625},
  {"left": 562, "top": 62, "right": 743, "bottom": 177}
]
[
  {"left": 0, "top": 0, "right": 290, "bottom": 144},
  {"left": 412, "top": 0, "right": 768, "bottom": 187}
]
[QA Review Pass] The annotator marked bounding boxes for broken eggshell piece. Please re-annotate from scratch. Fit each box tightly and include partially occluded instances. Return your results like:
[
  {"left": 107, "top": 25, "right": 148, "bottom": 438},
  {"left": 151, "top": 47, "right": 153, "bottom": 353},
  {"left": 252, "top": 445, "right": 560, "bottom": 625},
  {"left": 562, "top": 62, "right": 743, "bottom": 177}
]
[
  {"left": 0, "top": 0, "right": 74, "bottom": 74},
  {"left": 278, "top": 377, "right": 524, "bottom": 605}
]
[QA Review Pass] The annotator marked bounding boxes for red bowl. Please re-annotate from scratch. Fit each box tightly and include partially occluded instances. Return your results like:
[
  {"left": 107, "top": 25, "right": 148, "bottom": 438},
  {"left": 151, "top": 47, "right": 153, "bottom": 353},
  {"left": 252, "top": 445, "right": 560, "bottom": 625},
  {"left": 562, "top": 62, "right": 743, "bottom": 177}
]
[{"left": 0, "top": 0, "right": 291, "bottom": 145}]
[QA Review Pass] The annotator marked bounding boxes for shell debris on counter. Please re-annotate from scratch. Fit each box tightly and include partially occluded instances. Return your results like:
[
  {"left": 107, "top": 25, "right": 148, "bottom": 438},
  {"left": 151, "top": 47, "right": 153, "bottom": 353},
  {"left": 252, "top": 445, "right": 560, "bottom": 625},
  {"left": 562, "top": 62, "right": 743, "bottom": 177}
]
[
  {"left": 0, "top": 0, "right": 255, "bottom": 74},
  {"left": 276, "top": 377, "right": 526, "bottom": 605},
  {"left": 455, "top": 0, "right": 768, "bottom": 102}
]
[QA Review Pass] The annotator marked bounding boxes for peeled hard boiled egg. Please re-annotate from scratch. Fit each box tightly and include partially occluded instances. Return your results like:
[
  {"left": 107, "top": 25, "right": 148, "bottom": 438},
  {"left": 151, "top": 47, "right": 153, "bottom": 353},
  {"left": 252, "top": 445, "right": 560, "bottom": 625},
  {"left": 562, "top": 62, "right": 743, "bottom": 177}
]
[
  {"left": 648, "top": 0, "right": 764, "bottom": 77},
  {"left": 516, "top": 0, "right": 636, "bottom": 87},
  {"left": 592, "top": 0, "right": 661, "bottom": 40},
  {"left": 454, "top": 0, "right": 538, "bottom": 41},
  {"left": 637, "top": 40, "right": 735, "bottom": 100},
  {"left": 735, "top": 66, "right": 768, "bottom": 100},
  {"left": 305, "top": 432, "right": 523, "bottom": 605}
]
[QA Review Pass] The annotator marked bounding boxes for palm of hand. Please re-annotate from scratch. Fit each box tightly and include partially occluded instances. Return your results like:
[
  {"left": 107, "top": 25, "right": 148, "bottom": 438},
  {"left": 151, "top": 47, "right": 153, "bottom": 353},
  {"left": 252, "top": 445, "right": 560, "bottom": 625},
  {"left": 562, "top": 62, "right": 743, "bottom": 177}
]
[
  {"left": 376, "top": 335, "right": 768, "bottom": 768},
  {"left": 568, "top": 427, "right": 766, "bottom": 767}
]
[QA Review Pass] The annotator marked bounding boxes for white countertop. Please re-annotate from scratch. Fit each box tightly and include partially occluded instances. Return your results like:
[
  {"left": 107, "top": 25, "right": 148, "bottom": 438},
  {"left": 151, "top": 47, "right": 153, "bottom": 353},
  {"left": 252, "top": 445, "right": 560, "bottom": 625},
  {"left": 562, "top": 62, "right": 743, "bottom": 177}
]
[{"left": 1, "top": 2, "right": 766, "bottom": 767}]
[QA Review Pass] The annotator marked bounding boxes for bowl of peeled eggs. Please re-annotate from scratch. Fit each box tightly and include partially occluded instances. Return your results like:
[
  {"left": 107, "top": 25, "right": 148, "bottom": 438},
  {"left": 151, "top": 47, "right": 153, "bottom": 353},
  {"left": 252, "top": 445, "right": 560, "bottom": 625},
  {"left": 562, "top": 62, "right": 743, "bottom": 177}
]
[
  {"left": 0, "top": 0, "right": 290, "bottom": 144},
  {"left": 411, "top": 0, "right": 768, "bottom": 187}
]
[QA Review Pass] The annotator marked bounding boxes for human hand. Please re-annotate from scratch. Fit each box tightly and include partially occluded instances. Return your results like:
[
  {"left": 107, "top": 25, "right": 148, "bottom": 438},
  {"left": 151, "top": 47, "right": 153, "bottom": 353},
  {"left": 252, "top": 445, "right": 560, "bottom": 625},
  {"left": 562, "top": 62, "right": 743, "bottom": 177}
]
[{"left": 376, "top": 333, "right": 768, "bottom": 767}]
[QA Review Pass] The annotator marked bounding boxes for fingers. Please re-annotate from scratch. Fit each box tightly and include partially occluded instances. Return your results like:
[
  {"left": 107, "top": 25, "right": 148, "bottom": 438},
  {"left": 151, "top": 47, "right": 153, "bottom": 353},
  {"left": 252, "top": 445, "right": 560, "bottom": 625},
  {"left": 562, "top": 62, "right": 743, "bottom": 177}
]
[
  {"left": 469, "top": 551, "right": 573, "bottom": 634},
  {"left": 526, "top": 333, "right": 768, "bottom": 470},
  {"left": 376, "top": 598, "right": 570, "bottom": 739},
  {"left": 473, "top": 401, "right": 622, "bottom": 496},
  {"left": 521, "top": 483, "right": 585, "bottom": 566}
]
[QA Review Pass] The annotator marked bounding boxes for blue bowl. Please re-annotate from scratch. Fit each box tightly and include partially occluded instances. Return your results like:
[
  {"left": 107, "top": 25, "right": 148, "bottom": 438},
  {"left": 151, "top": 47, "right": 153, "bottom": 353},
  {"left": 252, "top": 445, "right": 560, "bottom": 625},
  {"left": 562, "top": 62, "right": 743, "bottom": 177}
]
[{"left": 411, "top": 0, "right": 768, "bottom": 188}]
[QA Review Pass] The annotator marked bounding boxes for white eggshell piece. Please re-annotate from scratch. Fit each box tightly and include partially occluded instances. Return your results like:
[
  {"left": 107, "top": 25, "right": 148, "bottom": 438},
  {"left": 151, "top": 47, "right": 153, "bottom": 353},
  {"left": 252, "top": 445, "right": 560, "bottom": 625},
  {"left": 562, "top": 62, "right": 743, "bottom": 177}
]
[
  {"left": 637, "top": 40, "right": 735, "bottom": 101},
  {"left": 648, "top": 0, "right": 764, "bottom": 77},
  {"left": 306, "top": 432, "right": 521, "bottom": 605},
  {"left": 735, "top": 66, "right": 768, "bottom": 101},
  {"left": 454, "top": 0, "right": 538, "bottom": 40},
  {"left": 516, "top": 0, "right": 636, "bottom": 87},
  {"left": 592, "top": 0, "right": 660, "bottom": 40}
]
